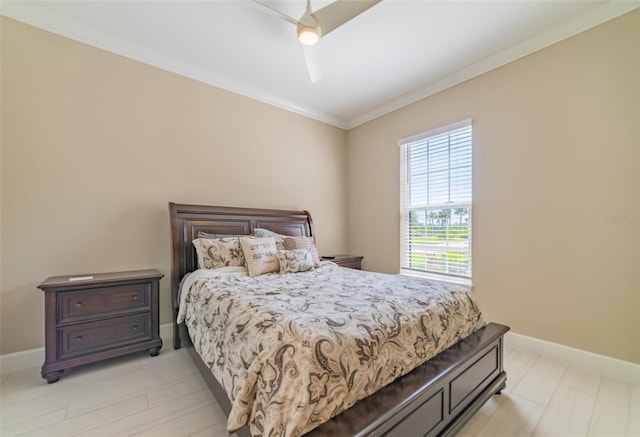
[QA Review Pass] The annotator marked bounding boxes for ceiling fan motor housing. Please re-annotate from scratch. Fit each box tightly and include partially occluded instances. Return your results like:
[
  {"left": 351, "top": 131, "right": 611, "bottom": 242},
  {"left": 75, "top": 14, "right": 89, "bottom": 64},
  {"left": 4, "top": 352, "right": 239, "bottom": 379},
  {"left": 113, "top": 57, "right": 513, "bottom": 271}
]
[{"left": 297, "top": 14, "right": 321, "bottom": 46}]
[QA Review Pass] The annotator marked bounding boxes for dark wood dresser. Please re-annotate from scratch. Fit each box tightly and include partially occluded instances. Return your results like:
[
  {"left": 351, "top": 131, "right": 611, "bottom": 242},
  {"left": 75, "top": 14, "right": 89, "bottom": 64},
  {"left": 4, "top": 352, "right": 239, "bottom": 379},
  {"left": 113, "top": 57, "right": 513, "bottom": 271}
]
[
  {"left": 322, "top": 255, "right": 364, "bottom": 270},
  {"left": 38, "top": 269, "right": 163, "bottom": 383}
]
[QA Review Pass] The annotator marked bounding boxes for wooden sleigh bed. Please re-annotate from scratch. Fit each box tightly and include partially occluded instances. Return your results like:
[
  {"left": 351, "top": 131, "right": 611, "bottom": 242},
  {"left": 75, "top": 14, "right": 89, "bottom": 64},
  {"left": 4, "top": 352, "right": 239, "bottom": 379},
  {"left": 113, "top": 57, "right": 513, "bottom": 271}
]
[{"left": 169, "top": 202, "right": 509, "bottom": 437}]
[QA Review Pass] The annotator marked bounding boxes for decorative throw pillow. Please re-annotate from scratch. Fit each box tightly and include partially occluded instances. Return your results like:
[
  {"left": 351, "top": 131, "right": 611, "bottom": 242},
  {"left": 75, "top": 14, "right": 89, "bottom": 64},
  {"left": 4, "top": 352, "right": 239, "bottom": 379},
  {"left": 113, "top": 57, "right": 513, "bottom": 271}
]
[
  {"left": 283, "top": 236, "right": 320, "bottom": 268},
  {"left": 239, "top": 237, "right": 280, "bottom": 277},
  {"left": 253, "top": 228, "right": 287, "bottom": 250},
  {"left": 192, "top": 237, "right": 245, "bottom": 269},
  {"left": 277, "top": 249, "right": 314, "bottom": 274}
]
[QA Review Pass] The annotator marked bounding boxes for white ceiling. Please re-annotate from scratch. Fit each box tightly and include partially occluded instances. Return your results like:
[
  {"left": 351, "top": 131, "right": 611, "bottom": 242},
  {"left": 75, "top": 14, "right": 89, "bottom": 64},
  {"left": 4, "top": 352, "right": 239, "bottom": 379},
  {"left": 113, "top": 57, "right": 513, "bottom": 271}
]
[{"left": 2, "top": 0, "right": 638, "bottom": 129}]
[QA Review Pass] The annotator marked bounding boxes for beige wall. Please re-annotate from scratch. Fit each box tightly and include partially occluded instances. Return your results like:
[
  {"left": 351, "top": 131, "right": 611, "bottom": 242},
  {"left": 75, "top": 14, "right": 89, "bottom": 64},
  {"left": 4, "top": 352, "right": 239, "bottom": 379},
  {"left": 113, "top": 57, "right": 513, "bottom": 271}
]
[
  {"left": 347, "top": 11, "right": 640, "bottom": 363},
  {"left": 2, "top": 11, "right": 639, "bottom": 364},
  {"left": 0, "top": 18, "right": 348, "bottom": 355}
]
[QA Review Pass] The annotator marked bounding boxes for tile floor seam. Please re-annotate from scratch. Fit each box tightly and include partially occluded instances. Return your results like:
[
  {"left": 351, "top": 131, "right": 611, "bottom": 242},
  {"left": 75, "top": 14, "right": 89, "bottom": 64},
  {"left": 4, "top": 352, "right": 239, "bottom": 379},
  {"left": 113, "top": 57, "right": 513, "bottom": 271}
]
[
  {"left": 583, "top": 389, "right": 599, "bottom": 437},
  {"left": 63, "top": 401, "right": 70, "bottom": 420},
  {"left": 147, "top": 386, "right": 211, "bottom": 410},
  {"left": 65, "top": 377, "right": 178, "bottom": 419},
  {"left": 507, "top": 352, "right": 540, "bottom": 395},
  {"left": 585, "top": 372, "right": 606, "bottom": 437},
  {"left": 529, "top": 361, "right": 569, "bottom": 435},
  {"left": 127, "top": 404, "right": 224, "bottom": 437},
  {"left": 472, "top": 394, "right": 503, "bottom": 436},
  {"left": 559, "top": 379, "right": 603, "bottom": 397},
  {"left": 15, "top": 395, "right": 146, "bottom": 437},
  {"left": 0, "top": 406, "right": 67, "bottom": 437},
  {"left": 64, "top": 390, "right": 150, "bottom": 423},
  {"left": 186, "top": 415, "right": 228, "bottom": 437},
  {"left": 65, "top": 397, "right": 151, "bottom": 437},
  {"left": 75, "top": 393, "right": 216, "bottom": 437}
]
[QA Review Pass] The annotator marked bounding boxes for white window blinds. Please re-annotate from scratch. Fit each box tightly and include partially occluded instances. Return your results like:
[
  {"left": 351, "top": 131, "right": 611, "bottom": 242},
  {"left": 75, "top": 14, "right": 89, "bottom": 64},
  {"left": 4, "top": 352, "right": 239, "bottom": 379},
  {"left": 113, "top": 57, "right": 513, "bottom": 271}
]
[{"left": 399, "top": 121, "right": 472, "bottom": 279}]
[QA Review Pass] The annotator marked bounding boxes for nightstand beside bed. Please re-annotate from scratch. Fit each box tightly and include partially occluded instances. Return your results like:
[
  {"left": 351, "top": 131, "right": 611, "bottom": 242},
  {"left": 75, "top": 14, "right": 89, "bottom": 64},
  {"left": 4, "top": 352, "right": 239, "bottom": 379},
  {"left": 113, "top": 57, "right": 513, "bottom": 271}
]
[
  {"left": 38, "top": 269, "right": 163, "bottom": 383},
  {"left": 322, "top": 255, "right": 363, "bottom": 270}
]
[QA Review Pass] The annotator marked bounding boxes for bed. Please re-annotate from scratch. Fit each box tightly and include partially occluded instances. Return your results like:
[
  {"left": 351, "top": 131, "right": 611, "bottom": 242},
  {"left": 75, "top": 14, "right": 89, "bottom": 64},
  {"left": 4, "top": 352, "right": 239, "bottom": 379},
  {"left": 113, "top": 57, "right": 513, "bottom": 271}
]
[{"left": 169, "top": 202, "right": 509, "bottom": 437}]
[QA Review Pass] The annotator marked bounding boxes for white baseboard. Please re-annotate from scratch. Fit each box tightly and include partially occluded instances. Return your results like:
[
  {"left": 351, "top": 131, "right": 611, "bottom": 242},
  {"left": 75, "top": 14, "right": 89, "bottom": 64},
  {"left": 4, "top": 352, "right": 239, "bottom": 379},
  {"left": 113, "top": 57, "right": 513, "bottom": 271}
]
[
  {"left": 0, "top": 347, "right": 44, "bottom": 376},
  {"left": 2, "top": 325, "right": 637, "bottom": 386},
  {"left": 505, "top": 331, "right": 640, "bottom": 386},
  {"left": 159, "top": 323, "right": 174, "bottom": 350},
  {"left": 0, "top": 323, "right": 175, "bottom": 377}
]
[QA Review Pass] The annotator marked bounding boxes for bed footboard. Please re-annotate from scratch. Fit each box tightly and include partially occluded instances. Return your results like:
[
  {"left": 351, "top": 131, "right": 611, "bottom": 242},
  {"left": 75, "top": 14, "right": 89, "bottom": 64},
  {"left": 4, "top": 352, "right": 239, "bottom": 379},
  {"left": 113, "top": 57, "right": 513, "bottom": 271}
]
[
  {"left": 179, "top": 322, "right": 508, "bottom": 437},
  {"left": 307, "top": 322, "right": 509, "bottom": 437}
]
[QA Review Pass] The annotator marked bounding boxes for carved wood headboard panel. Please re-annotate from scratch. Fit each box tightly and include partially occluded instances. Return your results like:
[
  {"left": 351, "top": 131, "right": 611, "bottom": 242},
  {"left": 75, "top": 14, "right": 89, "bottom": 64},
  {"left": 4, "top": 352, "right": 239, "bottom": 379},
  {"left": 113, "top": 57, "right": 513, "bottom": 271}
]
[{"left": 168, "top": 202, "right": 314, "bottom": 312}]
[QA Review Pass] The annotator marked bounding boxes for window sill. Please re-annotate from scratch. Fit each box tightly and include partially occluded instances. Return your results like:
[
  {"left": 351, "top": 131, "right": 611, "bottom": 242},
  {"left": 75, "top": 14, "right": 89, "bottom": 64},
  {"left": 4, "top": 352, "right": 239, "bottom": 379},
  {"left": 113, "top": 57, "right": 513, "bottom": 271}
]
[{"left": 400, "top": 269, "right": 473, "bottom": 287}]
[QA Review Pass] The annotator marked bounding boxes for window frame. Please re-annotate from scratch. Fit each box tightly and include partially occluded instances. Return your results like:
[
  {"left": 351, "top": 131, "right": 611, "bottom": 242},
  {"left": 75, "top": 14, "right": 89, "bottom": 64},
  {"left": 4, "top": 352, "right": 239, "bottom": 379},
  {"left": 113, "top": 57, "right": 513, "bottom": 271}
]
[{"left": 398, "top": 119, "right": 473, "bottom": 284}]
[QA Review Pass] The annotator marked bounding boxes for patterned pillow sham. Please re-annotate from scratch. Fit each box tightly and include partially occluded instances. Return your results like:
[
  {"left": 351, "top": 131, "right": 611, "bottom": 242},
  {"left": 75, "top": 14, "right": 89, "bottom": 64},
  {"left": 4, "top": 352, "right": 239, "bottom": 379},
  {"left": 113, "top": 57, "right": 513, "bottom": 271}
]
[
  {"left": 277, "top": 249, "right": 314, "bottom": 274},
  {"left": 192, "top": 237, "right": 245, "bottom": 269},
  {"left": 197, "top": 231, "right": 243, "bottom": 239},
  {"left": 239, "top": 237, "right": 280, "bottom": 277},
  {"left": 283, "top": 236, "right": 320, "bottom": 267}
]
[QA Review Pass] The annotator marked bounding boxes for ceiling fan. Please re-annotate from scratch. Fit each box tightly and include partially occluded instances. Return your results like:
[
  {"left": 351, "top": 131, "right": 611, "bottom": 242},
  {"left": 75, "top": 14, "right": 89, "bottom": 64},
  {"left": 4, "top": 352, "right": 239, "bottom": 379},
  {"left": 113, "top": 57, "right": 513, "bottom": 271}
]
[{"left": 251, "top": 0, "right": 382, "bottom": 83}]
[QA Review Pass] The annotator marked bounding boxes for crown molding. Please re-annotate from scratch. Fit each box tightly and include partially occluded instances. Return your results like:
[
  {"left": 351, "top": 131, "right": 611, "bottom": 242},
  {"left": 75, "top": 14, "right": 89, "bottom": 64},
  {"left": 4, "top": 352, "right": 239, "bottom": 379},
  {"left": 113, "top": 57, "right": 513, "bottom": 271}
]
[
  {"left": 2, "top": 1, "right": 637, "bottom": 131},
  {"left": 344, "top": 1, "right": 640, "bottom": 129},
  {"left": 0, "top": 1, "right": 348, "bottom": 129}
]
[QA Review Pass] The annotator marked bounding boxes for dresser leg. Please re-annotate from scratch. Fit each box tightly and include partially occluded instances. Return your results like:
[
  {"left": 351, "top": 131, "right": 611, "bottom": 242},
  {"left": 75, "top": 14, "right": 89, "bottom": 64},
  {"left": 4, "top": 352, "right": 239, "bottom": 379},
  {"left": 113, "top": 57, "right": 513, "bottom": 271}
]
[
  {"left": 148, "top": 347, "right": 160, "bottom": 357},
  {"left": 43, "top": 370, "right": 63, "bottom": 384}
]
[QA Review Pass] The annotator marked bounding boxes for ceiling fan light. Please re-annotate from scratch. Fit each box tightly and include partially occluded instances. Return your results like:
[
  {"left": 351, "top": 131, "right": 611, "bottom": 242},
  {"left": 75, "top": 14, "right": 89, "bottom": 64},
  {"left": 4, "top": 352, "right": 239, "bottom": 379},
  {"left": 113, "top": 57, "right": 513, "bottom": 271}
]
[{"left": 298, "top": 25, "right": 320, "bottom": 46}]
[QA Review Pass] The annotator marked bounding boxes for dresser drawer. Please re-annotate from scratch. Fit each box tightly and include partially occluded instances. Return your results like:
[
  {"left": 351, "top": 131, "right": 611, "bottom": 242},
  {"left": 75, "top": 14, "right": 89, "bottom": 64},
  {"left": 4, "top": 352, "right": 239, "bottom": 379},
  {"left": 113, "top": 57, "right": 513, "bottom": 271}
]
[
  {"left": 58, "top": 313, "right": 152, "bottom": 359},
  {"left": 58, "top": 283, "right": 151, "bottom": 324}
]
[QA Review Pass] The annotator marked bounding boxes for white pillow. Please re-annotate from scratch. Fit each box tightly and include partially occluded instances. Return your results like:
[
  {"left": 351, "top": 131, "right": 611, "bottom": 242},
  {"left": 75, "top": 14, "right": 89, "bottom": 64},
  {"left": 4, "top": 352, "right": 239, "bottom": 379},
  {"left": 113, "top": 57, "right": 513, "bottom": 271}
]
[{"left": 239, "top": 237, "right": 280, "bottom": 277}]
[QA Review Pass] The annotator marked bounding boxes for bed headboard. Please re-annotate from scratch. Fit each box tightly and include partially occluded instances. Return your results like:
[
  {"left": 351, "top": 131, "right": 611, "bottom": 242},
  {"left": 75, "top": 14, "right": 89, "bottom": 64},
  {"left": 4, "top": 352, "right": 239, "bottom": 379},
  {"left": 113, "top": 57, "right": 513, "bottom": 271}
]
[{"left": 169, "top": 202, "right": 314, "bottom": 313}]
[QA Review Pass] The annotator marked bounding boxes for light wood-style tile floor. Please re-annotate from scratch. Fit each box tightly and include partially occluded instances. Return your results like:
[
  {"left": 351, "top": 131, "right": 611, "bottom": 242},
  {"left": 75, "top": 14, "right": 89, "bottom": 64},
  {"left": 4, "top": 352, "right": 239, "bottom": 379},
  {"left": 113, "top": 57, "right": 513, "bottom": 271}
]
[{"left": 1, "top": 345, "right": 638, "bottom": 436}]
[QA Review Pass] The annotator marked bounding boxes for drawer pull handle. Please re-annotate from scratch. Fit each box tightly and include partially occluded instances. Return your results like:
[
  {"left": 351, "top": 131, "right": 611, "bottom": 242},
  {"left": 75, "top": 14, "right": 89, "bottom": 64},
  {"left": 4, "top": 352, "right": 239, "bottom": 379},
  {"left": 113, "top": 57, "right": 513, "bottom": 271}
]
[
  {"left": 76, "top": 301, "right": 83, "bottom": 308},
  {"left": 133, "top": 325, "right": 139, "bottom": 332},
  {"left": 132, "top": 295, "right": 139, "bottom": 302},
  {"left": 76, "top": 336, "right": 83, "bottom": 342}
]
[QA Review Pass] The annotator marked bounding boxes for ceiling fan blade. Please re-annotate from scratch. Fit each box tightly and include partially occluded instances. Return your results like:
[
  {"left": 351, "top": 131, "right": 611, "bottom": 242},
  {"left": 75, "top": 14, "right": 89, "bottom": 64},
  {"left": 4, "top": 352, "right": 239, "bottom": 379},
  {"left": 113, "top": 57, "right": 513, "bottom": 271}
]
[
  {"left": 250, "top": 0, "right": 298, "bottom": 26},
  {"left": 302, "top": 46, "right": 322, "bottom": 83},
  {"left": 313, "top": 0, "right": 382, "bottom": 36}
]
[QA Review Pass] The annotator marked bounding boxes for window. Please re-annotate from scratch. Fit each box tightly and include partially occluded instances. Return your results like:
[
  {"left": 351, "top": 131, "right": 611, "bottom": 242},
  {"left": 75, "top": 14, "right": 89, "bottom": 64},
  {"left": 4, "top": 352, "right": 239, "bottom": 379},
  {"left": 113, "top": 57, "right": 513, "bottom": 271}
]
[{"left": 399, "top": 120, "right": 472, "bottom": 280}]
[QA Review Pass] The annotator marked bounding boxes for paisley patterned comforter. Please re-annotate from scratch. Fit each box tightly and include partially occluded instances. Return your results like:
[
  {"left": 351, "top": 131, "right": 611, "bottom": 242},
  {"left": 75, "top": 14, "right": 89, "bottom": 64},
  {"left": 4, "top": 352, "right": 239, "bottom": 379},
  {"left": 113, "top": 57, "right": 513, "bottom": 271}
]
[{"left": 178, "top": 263, "right": 484, "bottom": 437}]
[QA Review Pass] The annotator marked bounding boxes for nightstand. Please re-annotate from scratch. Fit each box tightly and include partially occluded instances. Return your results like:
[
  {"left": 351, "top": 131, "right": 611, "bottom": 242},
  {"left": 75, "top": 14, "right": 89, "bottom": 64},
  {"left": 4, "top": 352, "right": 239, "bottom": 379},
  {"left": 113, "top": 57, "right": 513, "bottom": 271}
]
[
  {"left": 321, "top": 255, "right": 364, "bottom": 270},
  {"left": 38, "top": 269, "right": 163, "bottom": 383}
]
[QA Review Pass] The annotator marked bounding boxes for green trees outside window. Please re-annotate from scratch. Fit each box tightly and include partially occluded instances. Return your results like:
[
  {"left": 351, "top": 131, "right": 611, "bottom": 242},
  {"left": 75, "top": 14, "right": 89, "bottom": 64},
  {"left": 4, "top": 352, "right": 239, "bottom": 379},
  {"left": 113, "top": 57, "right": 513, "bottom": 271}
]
[{"left": 408, "top": 208, "right": 470, "bottom": 276}]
